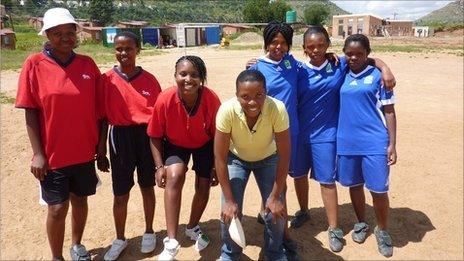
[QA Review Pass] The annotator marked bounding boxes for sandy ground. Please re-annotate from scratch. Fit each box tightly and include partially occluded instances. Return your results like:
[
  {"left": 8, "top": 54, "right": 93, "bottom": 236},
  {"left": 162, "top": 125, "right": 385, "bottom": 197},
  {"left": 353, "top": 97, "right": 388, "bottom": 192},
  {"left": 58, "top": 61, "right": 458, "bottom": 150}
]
[{"left": 1, "top": 47, "right": 463, "bottom": 260}]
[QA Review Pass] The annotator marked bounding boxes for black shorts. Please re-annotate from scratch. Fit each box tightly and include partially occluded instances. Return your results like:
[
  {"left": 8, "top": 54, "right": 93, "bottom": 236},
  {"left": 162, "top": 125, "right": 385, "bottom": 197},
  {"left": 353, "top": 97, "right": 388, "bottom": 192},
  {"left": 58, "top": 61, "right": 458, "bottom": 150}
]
[
  {"left": 109, "top": 124, "right": 155, "bottom": 196},
  {"left": 164, "top": 139, "right": 214, "bottom": 179},
  {"left": 40, "top": 160, "right": 98, "bottom": 205}
]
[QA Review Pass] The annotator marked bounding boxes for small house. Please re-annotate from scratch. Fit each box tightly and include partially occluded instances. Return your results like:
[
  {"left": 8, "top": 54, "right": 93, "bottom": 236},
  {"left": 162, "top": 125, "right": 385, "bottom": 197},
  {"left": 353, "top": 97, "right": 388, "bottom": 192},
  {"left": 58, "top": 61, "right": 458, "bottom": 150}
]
[{"left": 1, "top": 28, "right": 16, "bottom": 50}]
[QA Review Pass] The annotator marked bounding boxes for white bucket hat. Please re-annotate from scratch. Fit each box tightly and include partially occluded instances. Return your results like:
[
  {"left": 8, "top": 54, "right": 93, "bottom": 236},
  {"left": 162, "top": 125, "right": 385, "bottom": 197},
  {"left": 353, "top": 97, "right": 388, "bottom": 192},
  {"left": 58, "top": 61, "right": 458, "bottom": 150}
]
[{"left": 38, "top": 8, "right": 80, "bottom": 36}]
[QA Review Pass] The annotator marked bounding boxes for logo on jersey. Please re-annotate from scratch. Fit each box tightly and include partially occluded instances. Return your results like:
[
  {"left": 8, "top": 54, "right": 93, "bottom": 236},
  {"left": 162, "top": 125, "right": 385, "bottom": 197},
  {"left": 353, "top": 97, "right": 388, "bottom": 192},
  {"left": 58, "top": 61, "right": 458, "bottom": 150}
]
[
  {"left": 284, "top": 60, "right": 292, "bottom": 69},
  {"left": 82, "top": 74, "right": 91, "bottom": 80},
  {"left": 326, "top": 63, "right": 333, "bottom": 73},
  {"left": 141, "top": 90, "right": 151, "bottom": 96},
  {"left": 364, "top": 75, "right": 374, "bottom": 84},
  {"left": 349, "top": 80, "right": 358, "bottom": 86}
]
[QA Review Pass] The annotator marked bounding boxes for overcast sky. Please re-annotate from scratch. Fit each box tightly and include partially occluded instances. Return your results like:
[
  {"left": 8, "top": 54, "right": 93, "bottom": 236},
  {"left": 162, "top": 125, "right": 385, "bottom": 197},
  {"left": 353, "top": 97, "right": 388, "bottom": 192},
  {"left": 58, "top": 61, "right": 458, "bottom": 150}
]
[{"left": 330, "top": 1, "right": 455, "bottom": 20}]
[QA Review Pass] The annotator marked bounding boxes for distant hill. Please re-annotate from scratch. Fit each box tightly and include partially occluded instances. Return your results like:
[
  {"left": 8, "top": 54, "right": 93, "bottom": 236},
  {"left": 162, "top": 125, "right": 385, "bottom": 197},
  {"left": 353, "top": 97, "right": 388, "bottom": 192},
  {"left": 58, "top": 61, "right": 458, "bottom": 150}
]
[
  {"left": 416, "top": 0, "right": 464, "bottom": 25},
  {"left": 288, "top": 0, "right": 350, "bottom": 24}
]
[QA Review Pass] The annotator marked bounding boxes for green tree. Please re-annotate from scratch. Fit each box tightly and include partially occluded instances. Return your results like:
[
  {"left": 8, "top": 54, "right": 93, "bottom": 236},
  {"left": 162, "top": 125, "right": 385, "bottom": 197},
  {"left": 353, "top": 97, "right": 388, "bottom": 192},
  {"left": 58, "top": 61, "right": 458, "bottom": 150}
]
[
  {"left": 89, "top": 0, "right": 115, "bottom": 26},
  {"left": 304, "top": 2, "right": 330, "bottom": 26},
  {"left": 243, "top": 0, "right": 291, "bottom": 23}
]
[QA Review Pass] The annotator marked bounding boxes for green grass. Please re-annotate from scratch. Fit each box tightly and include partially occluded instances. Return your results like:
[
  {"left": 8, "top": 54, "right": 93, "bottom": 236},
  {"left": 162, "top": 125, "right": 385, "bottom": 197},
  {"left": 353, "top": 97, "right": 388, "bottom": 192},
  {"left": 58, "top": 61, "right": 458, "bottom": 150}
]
[
  {"left": 328, "top": 42, "right": 463, "bottom": 56},
  {"left": 0, "top": 92, "right": 15, "bottom": 104},
  {"left": 1, "top": 36, "right": 164, "bottom": 71},
  {"left": 225, "top": 44, "right": 263, "bottom": 50},
  {"left": 1, "top": 21, "right": 164, "bottom": 70}
]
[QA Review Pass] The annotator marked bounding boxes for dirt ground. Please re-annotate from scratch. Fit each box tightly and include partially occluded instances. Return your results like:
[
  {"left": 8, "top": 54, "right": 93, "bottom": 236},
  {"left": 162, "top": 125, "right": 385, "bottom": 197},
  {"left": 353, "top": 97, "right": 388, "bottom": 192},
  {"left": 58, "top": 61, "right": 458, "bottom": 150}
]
[{"left": 1, "top": 47, "right": 463, "bottom": 260}]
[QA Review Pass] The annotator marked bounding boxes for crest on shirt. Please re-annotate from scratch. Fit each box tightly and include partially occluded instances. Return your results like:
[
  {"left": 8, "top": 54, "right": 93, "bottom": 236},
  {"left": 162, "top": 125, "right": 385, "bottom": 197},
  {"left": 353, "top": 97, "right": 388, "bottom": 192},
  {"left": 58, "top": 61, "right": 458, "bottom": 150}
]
[
  {"left": 364, "top": 75, "right": 374, "bottom": 84},
  {"left": 349, "top": 80, "right": 358, "bottom": 86},
  {"left": 141, "top": 90, "right": 151, "bottom": 96},
  {"left": 81, "top": 74, "right": 91, "bottom": 80},
  {"left": 326, "top": 63, "right": 333, "bottom": 73},
  {"left": 284, "top": 60, "right": 292, "bottom": 69}
]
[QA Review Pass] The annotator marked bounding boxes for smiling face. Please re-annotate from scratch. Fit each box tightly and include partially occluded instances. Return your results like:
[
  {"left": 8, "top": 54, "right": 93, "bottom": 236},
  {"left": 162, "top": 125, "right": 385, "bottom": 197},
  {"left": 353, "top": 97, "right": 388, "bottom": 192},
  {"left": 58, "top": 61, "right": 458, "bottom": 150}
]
[
  {"left": 175, "top": 60, "right": 203, "bottom": 98},
  {"left": 46, "top": 23, "right": 77, "bottom": 55},
  {"left": 344, "top": 41, "right": 369, "bottom": 73},
  {"left": 115, "top": 35, "right": 139, "bottom": 68},
  {"left": 266, "top": 32, "right": 289, "bottom": 62},
  {"left": 236, "top": 80, "right": 266, "bottom": 119},
  {"left": 303, "top": 33, "right": 329, "bottom": 66}
]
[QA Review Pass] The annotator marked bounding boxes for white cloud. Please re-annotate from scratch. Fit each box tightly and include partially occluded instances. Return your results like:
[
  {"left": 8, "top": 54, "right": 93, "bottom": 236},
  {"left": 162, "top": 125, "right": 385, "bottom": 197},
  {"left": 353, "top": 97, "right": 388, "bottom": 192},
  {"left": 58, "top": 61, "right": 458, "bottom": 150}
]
[{"left": 330, "top": 1, "right": 454, "bottom": 20}]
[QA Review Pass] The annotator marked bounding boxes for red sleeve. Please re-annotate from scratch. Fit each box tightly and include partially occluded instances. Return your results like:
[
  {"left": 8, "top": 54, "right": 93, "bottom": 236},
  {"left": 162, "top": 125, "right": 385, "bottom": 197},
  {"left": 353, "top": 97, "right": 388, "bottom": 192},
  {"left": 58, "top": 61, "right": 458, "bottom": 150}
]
[
  {"left": 96, "top": 73, "right": 107, "bottom": 120},
  {"left": 149, "top": 75, "right": 162, "bottom": 106},
  {"left": 15, "top": 56, "right": 39, "bottom": 109},
  {"left": 209, "top": 91, "right": 221, "bottom": 137},
  {"left": 147, "top": 95, "right": 166, "bottom": 138}
]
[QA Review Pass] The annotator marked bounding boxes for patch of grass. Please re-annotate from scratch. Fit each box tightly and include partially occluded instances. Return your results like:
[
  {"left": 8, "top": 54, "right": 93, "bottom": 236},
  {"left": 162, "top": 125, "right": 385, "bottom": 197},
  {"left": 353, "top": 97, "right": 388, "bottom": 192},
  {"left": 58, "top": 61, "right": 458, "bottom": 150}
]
[
  {"left": 1, "top": 21, "right": 164, "bottom": 70},
  {"left": 225, "top": 44, "right": 262, "bottom": 50},
  {"left": 328, "top": 42, "right": 463, "bottom": 56},
  {"left": 0, "top": 92, "right": 15, "bottom": 104},
  {"left": 1, "top": 40, "right": 164, "bottom": 71}
]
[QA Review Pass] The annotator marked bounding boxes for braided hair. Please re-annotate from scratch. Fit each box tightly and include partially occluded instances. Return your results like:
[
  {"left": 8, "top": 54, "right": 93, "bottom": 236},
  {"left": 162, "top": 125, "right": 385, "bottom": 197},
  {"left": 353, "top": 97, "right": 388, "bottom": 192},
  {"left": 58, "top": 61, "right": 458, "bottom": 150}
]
[
  {"left": 175, "top": 55, "right": 207, "bottom": 86},
  {"left": 263, "top": 21, "right": 294, "bottom": 51},
  {"left": 343, "top": 34, "right": 371, "bottom": 55}
]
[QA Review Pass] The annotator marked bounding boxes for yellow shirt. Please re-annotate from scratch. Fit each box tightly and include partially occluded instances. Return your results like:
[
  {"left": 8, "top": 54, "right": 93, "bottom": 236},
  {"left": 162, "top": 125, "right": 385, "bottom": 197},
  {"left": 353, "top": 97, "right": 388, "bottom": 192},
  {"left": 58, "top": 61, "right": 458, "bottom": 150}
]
[{"left": 216, "top": 96, "right": 289, "bottom": 162}]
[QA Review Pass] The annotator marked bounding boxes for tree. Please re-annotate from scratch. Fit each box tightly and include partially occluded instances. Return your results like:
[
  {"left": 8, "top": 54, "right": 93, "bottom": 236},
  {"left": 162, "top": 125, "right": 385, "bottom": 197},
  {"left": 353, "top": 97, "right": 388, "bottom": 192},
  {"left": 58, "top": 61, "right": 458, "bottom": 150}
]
[
  {"left": 304, "top": 2, "right": 330, "bottom": 26},
  {"left": 89, "top": 0, "right": 115, "bottom": 26},
  {"left": 243, "top": 0, "right": 291, "bottom": 23}
]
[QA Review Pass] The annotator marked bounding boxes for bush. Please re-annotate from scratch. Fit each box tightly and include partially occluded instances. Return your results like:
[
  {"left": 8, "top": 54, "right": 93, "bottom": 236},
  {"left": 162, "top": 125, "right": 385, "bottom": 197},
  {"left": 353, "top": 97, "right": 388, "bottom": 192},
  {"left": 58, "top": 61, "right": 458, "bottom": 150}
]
[{"left": 303, "top": 2, "right": 330, "bottom": 26}]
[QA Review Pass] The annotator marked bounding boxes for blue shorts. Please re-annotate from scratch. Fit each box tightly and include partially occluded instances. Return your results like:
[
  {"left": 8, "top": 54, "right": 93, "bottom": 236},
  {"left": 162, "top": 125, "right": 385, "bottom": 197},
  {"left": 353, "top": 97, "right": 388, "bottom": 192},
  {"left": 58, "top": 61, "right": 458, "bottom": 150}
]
[
  {"left": 336, "top": 155, "right": 390, "bottom": 193},
  {"left": 292, "top": 141, "right": 337, "bottom": 184}
]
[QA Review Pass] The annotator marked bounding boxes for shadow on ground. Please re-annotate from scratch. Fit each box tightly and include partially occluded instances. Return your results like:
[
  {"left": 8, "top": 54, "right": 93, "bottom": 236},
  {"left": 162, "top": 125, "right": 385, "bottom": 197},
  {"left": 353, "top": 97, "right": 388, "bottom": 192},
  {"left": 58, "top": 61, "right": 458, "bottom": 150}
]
[{"left": 89, "top": 203, "right": 434, "bottom": 260}]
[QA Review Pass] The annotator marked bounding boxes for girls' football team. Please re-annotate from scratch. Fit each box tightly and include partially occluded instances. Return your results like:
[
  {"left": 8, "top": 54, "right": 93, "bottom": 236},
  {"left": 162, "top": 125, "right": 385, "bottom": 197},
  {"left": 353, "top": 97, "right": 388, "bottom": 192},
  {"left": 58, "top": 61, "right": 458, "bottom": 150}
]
[{"left": 17, "top": 8, "right": 397, "bottom": 260}]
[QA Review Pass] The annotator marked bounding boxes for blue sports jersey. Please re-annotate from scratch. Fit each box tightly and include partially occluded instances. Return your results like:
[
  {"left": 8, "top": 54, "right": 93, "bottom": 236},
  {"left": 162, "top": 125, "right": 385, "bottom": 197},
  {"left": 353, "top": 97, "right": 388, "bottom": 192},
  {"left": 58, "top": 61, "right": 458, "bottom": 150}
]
[
  {"left": 297, "top": 57, "right": 348, "bottom": 143},
  {"left": 337, "top": 65, "right": 395, "bottom": 155},
  {"left": 250, "top": 53, "right": 302, "bottom": 136}
]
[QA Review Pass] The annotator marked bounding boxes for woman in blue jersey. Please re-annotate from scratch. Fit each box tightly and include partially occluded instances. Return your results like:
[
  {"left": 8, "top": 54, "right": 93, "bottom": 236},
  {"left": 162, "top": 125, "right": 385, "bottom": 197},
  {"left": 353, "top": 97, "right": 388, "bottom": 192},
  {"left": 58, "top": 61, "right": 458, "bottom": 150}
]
[
  {"left": 337, "top": 34, "right": 396, "bottom": 257},
  {"left": 247, "top": 21, "right": 303, "bottom": 258},
  {"left": 294, "top": 26, "right": 396, "bottom": 253}
]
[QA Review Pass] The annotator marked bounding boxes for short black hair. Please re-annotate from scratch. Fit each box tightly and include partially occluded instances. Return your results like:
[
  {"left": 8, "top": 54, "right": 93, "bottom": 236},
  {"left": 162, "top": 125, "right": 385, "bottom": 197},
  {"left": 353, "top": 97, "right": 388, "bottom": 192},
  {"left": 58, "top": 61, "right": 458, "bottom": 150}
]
[
  {"left": 343, "top": 34, "right": 371, "bottom": 55},
  {"left": 236, "top": 69, "right": 266, "bottom": 91},
  {"left": 263, "top": 21, "right": 294, "bottom": 51},
  {"left": 175, "top": 55, "right": 207, "bottom": 86},
  {"left": 303, "top": 26, "right": 331, "bottom": 45},
  {"left": 114, "top": 31, "right": 141, "bottom": 50}
]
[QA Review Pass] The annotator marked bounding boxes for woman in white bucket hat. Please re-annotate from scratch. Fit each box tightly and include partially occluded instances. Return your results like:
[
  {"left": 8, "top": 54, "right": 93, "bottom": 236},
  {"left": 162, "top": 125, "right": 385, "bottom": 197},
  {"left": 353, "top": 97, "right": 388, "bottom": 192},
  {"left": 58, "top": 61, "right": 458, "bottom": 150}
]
[{"left": 15, "top": 7, "right": 101, "bottom": 261}]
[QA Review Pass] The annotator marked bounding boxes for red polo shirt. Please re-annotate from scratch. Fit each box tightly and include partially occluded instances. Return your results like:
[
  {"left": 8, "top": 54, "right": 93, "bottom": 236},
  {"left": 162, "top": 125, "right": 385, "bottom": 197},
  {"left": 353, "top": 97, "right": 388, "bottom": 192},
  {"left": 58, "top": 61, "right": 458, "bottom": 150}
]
[
  {"left": 147, "top": 86, "right": 221, "bottom": 149},
  {"left": 16, "top": 52, "right": 101, "bottom": 170},
  {"left": 99, "top": 67, "right": 161, "bottom": 125}
]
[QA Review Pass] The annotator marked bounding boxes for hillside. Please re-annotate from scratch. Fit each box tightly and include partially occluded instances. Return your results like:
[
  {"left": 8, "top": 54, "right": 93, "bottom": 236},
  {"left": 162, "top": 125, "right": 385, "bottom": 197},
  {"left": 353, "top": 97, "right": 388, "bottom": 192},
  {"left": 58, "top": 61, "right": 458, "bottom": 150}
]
[
  {"left": 288, "top": 0, "right": 350, "bottom": 24},
  {"left": 416, "top": 0, "right": 464, "bottom": 25},
  {"left": 8, "top": 0, "right": 350, "bottom": 25}
]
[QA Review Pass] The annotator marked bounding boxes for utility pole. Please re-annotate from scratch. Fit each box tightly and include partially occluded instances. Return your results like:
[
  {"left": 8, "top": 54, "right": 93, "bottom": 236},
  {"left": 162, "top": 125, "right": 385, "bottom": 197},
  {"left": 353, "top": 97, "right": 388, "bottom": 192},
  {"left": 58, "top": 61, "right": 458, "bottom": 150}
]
[{"left": 392, "top": 12, "right": 398, "bottom": 20}]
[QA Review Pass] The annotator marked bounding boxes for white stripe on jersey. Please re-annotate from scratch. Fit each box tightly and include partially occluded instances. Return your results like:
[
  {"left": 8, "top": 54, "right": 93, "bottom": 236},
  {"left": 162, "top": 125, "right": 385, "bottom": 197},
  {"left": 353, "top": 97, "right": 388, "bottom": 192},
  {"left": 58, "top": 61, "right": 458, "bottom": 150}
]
[
  {"left": 375, "top": 90, "right": 387, "bottom": 127},
  {"left": 305, "top": 59, "right": 328, "bottom": 70}
]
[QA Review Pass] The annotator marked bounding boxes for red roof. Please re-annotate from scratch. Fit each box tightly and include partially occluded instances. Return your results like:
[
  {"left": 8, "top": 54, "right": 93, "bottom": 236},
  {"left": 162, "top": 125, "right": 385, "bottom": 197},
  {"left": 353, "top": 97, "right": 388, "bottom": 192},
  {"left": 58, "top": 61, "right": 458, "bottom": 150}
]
[{"left": 0, "top": 28, "right": 15, "bottom": 35}]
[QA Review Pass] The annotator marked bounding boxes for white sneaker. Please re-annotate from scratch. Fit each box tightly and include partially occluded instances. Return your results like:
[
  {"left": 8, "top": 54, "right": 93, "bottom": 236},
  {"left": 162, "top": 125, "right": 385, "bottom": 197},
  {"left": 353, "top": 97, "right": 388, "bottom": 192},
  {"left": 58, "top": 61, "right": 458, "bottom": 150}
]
[
  {"left": 158, "top": 237, "right": 180, "bottom": 261},
  {"left": 141, "top": 233, "right": 156, "bottom": 253},
  {"left": 185, "top": 225, "right": 210, "bottom": 251},
  {"left": 104, "top": 239, "right": 127, "bottom": 261}
]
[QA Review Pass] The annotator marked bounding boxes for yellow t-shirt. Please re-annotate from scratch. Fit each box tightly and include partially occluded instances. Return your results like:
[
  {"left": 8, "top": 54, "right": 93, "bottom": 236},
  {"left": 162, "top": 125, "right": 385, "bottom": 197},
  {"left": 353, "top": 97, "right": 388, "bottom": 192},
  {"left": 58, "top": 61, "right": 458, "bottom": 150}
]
[{"left": 216, "top": 96, "right": 289, "bottom": 162}]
